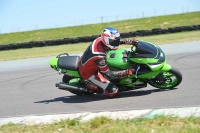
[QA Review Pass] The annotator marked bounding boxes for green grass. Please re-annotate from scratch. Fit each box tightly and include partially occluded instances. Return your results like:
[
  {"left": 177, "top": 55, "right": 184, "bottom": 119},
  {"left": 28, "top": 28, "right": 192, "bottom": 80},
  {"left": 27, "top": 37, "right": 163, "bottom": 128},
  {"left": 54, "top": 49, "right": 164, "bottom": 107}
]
[
  {"left": 0, "top": 30, "right": 200, "bottom": 61},
  {"left": 0, "top": 116, "right": 200, "bottom": 133},
  {"left": 0, "top": 11, "right": 200, "bottom": 45}
]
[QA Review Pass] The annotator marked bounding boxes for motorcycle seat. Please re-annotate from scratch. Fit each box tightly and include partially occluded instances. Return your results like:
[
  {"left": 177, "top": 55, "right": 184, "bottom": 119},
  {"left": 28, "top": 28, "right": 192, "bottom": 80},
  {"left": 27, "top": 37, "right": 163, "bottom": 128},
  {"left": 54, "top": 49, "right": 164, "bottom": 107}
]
[{"left": 58, "top": 56, "right": 80, "bottom": 70}]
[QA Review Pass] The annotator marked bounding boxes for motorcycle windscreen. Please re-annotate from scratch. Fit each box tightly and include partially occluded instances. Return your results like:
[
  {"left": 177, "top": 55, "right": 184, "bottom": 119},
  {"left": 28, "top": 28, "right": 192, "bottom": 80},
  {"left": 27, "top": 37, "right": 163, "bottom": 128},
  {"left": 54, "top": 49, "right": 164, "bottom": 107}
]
[{"left": 130, "top": 41, "right": 158, "bottom": 58}]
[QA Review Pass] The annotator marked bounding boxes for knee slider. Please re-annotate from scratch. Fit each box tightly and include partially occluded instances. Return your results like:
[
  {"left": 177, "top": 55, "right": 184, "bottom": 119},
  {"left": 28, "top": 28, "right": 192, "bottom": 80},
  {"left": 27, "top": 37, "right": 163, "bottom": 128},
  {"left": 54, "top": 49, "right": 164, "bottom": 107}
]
[{"left": 104, "top": 84, "right": 119, "bottom": 98}]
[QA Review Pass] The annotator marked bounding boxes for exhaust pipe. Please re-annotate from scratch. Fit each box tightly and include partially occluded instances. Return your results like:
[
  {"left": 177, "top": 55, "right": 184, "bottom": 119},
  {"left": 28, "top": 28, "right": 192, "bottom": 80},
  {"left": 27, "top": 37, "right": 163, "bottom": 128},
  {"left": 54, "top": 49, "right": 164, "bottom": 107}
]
[{"left": 55, "top": 82, "right": 88, "bottom": 92}]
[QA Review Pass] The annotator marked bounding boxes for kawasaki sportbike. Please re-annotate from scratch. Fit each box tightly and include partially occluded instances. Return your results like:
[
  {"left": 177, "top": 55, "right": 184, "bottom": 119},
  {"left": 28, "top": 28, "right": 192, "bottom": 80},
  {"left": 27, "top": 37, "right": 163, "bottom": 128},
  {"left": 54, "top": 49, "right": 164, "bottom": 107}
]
[{"left": 49, "top": 40, "right": 182, "bottom": 96}]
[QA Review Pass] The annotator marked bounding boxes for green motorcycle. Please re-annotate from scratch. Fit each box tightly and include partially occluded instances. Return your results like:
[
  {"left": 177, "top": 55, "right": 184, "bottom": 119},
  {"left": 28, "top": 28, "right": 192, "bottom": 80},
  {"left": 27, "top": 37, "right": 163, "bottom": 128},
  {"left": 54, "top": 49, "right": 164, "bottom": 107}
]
[{"left": 49, "top": 40, "right": 182, "bottom": 96}]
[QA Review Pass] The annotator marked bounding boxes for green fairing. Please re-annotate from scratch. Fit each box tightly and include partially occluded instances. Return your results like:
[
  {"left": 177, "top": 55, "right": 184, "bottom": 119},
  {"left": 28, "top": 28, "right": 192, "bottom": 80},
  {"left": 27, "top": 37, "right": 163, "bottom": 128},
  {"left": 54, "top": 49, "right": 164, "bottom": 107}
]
[
  {"left": 69, "top": 78, "right": 81, "bottom": 85},
  {"left": 129, "top": 41, "right": 165, "bottom": 71},
  {"left": 65, "top": 70, "right": 81, "bottom": 77},
  {"left": 49, "top": 57, "right": 58, "bottom": 70},
  {"left": 107, "top": 41, "right": 167, "bottom": 72},
  {"left": 118, "top": 66, "right": 172, "bottom": 86},
  {"left": 118, "top": 71, "right": 160, "bottom": 85},
  {"left": 161, "top": 63, "right": 171, "bottom": 72},
  {"left": 130, "top": 58, "right": 165, "bottom": 71},
  {"left": 107, "top": 41, "right": 170, "bottom": 86},
  {"left": 117, "top": 65, "right": 172, "bottom": 87}
]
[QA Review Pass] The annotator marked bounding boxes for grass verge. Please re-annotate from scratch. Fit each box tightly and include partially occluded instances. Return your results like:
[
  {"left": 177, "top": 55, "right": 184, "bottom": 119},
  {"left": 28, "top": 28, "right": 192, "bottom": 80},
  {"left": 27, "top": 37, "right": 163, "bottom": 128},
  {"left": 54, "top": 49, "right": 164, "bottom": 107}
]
[
  {"left": 0, "top": 116, "right": 200, "bottom": 133},
  {"left": 0, "top": 30, "right": 200, "bottom": 61}
]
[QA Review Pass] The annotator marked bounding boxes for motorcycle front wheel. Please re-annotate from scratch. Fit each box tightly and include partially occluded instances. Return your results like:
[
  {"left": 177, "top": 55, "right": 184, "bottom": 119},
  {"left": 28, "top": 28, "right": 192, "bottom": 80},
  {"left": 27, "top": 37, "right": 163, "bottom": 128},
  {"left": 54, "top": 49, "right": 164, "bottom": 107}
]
[{"left": 148, "top": 66, "right": 182, "bottom": 89}]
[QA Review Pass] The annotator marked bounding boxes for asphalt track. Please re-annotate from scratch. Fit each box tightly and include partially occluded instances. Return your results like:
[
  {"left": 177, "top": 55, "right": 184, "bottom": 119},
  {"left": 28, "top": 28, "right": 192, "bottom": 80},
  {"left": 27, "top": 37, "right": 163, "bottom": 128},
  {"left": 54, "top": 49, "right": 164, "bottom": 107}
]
[{"left": 0, "top": 41, "right": 200, "bottom": 118}]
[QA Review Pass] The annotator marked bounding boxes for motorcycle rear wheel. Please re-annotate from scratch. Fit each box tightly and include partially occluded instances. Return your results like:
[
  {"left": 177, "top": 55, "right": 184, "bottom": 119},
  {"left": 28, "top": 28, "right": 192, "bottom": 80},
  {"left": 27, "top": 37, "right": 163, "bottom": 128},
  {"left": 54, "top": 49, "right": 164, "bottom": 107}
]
[{"left": 148, "top": 66, "right": 182, "bottom": 89}]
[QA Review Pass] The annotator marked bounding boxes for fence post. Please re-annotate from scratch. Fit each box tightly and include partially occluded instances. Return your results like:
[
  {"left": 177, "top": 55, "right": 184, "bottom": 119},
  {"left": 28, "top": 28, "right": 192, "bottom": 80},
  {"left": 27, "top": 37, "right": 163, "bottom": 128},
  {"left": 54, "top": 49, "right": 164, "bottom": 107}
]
[
  {"left": 35, "top": 25, "right": 38, "bottom": 30},
  {"left": 182, "top": 7, "right": 184, "bottom": 13},
  {"left": 129, "top": 13, "right": 132, "bottom": 19},
  {"left": 101, "top": 16, "right": 103, "bottom": 23}
]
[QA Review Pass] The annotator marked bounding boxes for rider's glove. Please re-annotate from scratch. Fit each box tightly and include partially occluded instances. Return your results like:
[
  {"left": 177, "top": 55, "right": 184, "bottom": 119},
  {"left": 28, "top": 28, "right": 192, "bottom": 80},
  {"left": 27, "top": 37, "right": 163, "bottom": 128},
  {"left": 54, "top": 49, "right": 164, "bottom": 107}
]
[
  {"left": 124, "top": 38, "right": 139, "bottom": 46},
  {"left": 118, "top": 68, "right": 135, "bottom": 77},
  {"left": 127, "top": 67, "right": 136, "bottom": 76},
  {"left": 127, "top": 68, "right": 133, "bottom": 76}
]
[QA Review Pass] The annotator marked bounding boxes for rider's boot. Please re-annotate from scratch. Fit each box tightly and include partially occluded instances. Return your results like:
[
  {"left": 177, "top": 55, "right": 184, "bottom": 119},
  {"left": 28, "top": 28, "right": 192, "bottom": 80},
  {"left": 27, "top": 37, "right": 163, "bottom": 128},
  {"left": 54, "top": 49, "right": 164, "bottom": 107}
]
[
  {"left": 87, "top": 83, "right": 98, "bottom": 91},
  {"left": 87, "top": 83, "right": 103, "bottom": 94}
]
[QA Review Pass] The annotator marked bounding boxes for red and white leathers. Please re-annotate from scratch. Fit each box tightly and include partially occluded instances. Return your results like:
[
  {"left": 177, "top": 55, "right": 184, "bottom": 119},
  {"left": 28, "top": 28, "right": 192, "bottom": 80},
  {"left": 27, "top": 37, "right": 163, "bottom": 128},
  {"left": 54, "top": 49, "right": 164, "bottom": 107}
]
[{"left": 78, "top": 37, "right": 132, "bottom": 98}]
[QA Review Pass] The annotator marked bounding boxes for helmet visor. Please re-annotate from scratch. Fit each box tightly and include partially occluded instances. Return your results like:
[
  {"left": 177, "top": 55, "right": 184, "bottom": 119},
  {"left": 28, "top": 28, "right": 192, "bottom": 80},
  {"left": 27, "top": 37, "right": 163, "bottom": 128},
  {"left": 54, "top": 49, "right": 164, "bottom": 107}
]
[{"left": 109, "top": 38, "right": 120, "bottom": 46}]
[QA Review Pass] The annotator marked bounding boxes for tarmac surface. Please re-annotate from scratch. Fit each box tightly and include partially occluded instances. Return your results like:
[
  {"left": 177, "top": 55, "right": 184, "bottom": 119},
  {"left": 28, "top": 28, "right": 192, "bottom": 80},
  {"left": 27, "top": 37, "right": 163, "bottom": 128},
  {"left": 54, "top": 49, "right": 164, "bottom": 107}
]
[{"left": 0, "top": 41, "right": 200, "bottom": 119}]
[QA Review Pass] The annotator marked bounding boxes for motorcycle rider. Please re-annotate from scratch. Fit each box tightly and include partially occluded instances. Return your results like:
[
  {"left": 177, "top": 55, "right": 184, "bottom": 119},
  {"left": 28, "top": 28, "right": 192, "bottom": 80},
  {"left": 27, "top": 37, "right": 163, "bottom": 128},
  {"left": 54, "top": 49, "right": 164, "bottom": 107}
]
[{"left": 78, "top": 27, "right": 139, "bottom": 98}]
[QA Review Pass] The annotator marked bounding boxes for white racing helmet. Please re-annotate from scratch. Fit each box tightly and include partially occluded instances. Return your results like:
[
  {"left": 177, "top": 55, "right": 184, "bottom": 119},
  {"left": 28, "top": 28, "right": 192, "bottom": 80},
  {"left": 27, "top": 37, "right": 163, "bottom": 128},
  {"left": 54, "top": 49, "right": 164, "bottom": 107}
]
[{"left": 101, "top": 27, "right": 120, "bottom": 50}]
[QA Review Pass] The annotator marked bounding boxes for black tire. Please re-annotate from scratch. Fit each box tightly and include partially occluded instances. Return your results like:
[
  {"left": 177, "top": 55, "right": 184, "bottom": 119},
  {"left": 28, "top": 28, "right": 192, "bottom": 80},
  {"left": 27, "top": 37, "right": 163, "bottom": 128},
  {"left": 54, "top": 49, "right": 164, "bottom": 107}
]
[
  {"left": 149, "top": 66, "right": 182, "bottom": 89},
  {"left": 170, "top": 67, "right": 182, "bottom": 87}
]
